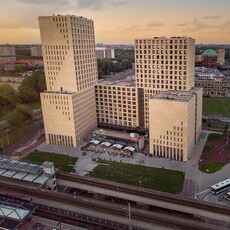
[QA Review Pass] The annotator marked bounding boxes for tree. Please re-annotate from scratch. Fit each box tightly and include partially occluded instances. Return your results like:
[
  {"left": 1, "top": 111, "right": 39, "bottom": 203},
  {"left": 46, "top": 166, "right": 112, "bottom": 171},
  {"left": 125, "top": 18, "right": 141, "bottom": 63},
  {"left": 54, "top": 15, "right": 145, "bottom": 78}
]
[
  {"left": 0, "top": 84, "right": 19, "bottom": 113},
  {"left": 16, "top": 104, "right": 33, "bottom": 120},
  {"left": 18, "top": 71, "right": 46, "bottom": 103},
  {"left": 7, "top": 109, "right": 25, "bottom": 127}
]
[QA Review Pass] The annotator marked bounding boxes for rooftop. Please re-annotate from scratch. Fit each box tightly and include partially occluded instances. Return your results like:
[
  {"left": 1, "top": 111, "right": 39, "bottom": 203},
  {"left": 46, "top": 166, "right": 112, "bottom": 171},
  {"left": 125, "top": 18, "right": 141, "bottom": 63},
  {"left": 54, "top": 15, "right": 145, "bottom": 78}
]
[
  {"left": 151, "top": 89, "right": 198, "bottom": 102},
  {"left": 0, "top": 157, "right": 52, "bottom": 185},
  {"left": 98, "top": 71, "right": 135, "bottom": 87},
  {"left": 202, "top": 49, "right": 218, "bottom": 57}
]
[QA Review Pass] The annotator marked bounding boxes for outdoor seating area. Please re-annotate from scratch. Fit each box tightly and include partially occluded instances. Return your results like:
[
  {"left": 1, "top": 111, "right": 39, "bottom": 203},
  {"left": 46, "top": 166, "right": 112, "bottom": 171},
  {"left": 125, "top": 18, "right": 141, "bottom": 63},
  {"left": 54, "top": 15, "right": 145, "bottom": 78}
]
[{"left": 81, "top": 139, "right": 136, "bottom": 158}]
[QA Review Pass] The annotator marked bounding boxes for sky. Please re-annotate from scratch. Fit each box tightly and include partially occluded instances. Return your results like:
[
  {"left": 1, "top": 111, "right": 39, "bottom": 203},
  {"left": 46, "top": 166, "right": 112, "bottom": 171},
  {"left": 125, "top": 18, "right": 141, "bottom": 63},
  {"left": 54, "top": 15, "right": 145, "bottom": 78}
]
[{"left": 0, "top": 0, "right": 230, "bottom": 44}]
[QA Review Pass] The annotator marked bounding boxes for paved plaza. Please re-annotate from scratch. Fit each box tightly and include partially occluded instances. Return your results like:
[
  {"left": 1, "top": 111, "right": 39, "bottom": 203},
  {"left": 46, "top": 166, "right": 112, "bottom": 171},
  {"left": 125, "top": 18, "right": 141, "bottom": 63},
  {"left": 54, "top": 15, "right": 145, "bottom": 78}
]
[{"left": 35, "top": 129, "right": 230, "bottom": 199}]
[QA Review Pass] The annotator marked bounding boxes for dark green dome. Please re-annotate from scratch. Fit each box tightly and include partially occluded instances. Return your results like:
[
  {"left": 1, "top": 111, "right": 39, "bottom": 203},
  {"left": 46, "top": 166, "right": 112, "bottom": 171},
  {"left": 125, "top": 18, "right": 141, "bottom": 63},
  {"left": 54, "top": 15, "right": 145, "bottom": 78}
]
[{"left": 202, "top": 49, "right": 218, "bottom": 57}]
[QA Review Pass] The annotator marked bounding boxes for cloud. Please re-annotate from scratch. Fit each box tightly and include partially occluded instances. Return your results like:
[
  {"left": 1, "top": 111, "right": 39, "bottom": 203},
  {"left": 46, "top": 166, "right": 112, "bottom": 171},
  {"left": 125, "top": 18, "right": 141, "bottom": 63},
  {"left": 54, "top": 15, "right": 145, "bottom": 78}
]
[
  {"left": 76, "top": 0, "right": 129, "bottom": 10},
  {"left": 111, "top": 1, "right": 129, "bottom": 7},
  {"left": 147, "top": 21, "right": 164, "bottom": 27},
  {"left": 192, "top": 17, "right": 198, "bottom": 24},
  {"left": 202, "top": 15, "right": 222, "bottom": 20},
  {"left": 17, "top": 0, "right": 69, "bottom": 4},
  {"left": 177, "top": 23, "right": 187, "bottom": 27},
  {"left": 183, "top": 22, "right": 217, "bottom": 32},
  {"left": 182, "top": 17, "right": 219, "bottom": 32},
  {"left": 221, "top": 20, "right": 230, "bottom": 33}
]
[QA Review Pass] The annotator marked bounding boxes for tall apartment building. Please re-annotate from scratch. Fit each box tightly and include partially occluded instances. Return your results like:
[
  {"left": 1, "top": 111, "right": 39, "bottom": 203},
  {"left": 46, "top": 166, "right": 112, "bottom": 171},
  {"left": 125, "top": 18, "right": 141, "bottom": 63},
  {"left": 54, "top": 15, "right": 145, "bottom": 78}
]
[
  {"left": 135, "top": 37, "right": 195, "bottom": 128},
  {"left": 39, "top": 15, "right": 98, "bottom": 147},
  {"left": 38, "top": 16, "right": 201, "bottom": 162},
  {"left": 217, "top": 49, "right": 225, "bottom": 65},
  {"left": 31, "top": 45, "right": 43, "bottom": 57},
  {"left": 96, "top": 47, "right": 115, "bottom": 59},
  {"left": 0, "top": 45, "right": 16, "bottom": 56}
]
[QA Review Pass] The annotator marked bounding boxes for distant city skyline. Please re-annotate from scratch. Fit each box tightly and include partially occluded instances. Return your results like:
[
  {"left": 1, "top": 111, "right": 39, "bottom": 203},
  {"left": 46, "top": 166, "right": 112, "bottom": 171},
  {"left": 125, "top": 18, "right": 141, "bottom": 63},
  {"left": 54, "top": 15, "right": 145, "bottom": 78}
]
[{"left": 0, "top": 0, "right": 230, "bottom": 44}]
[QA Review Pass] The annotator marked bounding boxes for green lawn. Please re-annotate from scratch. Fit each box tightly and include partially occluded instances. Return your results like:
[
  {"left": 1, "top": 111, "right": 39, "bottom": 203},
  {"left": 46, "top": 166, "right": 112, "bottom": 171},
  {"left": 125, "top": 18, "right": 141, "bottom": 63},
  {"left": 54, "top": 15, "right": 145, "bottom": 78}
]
[
  {"left": 89, "top": 160, "right": 184, "bottom": 194},
  {"left": 203, "top": 97, "right": 230, "bottom": 117},
  {"left": 199, "top": 162, "right": 225, "bottom": 174},
  {"left": 207, "top": 133, "right": 224, "bottom": 141},
  {"left": 23, "top": 151, "right": 78, "bottom": 173}
]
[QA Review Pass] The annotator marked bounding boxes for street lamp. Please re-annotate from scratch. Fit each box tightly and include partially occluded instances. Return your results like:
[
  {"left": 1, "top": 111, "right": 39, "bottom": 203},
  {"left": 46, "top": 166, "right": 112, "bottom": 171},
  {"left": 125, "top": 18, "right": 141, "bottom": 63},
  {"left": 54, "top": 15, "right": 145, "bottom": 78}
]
[
  {"left": 0, "top": 139, "right": 4, "bottom": 154},
  {"left": 5, "top": 129, "right": 9, "bottom": 145},
  {"left": 35, "top": 122, "right": 40, "bottom": 137},
  {"left": 227, "top": 129, "right": 229, "bottom": 146},
  {"left": 139, "top": 177, "right": 142, "bottom": 188}
]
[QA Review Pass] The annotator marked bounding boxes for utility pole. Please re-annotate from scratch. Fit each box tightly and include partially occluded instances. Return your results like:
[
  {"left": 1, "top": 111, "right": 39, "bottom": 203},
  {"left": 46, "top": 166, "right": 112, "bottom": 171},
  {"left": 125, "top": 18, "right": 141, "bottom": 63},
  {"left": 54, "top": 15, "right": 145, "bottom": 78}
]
[{"left": 128, "top": 203, "right": 132, "bottom": 230}]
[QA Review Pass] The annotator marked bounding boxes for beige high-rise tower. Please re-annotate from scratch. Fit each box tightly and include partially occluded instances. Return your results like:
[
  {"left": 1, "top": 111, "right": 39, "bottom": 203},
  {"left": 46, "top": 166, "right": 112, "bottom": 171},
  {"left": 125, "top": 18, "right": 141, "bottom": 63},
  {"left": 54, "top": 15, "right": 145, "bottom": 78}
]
[
  {"left": 135, "top": 37, "right": 195, "bottom": 128},
  {"left": 39, "top": 15, "right": 98, "bottom": 147}
]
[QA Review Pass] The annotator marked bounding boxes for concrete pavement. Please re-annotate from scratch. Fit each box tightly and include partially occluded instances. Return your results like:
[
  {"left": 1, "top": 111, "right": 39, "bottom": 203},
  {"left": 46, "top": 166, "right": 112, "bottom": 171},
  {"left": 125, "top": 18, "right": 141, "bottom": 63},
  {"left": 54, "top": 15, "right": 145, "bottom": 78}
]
[{"left": 22, "top": 129, "right": 230, "bottom": 198}]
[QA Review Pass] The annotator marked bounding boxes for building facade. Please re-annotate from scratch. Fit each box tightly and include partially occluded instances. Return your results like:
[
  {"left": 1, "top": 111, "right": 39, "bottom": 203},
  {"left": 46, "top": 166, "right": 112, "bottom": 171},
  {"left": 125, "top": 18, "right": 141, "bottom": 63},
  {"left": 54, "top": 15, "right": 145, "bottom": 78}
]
[
  {"left": 95, "top": 79, "right": 139, "bottom": 130},
  {"left": 202, "top": 49, "right": 218, "bottom": 68},
  {"left": 195, "top": 78, "right": 228, "bottom": 97},
  {"left": 149, "top": 88, "right": 202, "bottom": 161},
  {"left": 0, "top": 45, "right": 16, "bottom": 56},
  {"left": 31, "top": 45, "right": 43, "bottom": 57},
  {"left": 135, "top": 37, "right": 195, "bottom": 128},
  {"left": 39, "top": 15, "right": 98, "bottom": 147},
  {"left": 217, "top": 49, "right": 225, "bottom": 65},
  {"left": 96, "top": 47, "right": 115, "bottom": 59},
  {"left": 39, "top": 15, "right": 202, "bottom": 162}
]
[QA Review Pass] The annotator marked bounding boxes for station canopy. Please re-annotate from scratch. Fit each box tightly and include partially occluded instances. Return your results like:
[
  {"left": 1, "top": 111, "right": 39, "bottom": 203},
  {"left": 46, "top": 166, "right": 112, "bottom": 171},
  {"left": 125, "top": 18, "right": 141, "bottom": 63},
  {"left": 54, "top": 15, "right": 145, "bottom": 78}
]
[
  {"left": 0, "top": 157, "right": 51, "bottom": 184},
  {"left": 0, "top": 198, "right": 36, "bottom": 230}
]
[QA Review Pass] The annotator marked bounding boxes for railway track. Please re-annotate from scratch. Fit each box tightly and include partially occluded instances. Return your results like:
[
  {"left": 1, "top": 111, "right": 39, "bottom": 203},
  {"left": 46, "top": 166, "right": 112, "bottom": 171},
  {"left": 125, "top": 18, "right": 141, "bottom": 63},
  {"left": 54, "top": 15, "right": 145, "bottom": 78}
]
[
  {"left": 57, "top": 172, "right": 230, "bottom": 216},
  {"left": 0, "top": 179, "right": 228, "bottom": 230}
]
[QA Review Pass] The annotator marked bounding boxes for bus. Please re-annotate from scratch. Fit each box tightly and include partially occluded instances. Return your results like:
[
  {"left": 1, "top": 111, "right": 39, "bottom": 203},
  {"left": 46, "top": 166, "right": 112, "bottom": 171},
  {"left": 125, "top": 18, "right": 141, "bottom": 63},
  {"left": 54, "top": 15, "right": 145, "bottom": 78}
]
[
  {"left": 226, "top": 192, "right": 230, "bottom": 201},
  {"left": 210, "top": 179, "right": 230, "bottom": 195}
]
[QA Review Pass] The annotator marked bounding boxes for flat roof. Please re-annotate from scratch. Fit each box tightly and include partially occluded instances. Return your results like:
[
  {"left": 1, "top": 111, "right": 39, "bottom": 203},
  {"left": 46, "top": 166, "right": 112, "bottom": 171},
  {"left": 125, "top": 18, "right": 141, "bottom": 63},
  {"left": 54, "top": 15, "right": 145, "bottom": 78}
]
[
  {"left": 151, "top": 90, "right": 196, "bottom": 102},
  {"left": 93, "top": 129, "right": 143, "bottom": 142},
  {"left": 0, "top": 198, "right": 36, "bottom": 230},
  {"left": 98, "top": 73, "right": 136, "bottom": 87},
  {"left": 0, "top": 157, "right": 51, "bottom": 184}
]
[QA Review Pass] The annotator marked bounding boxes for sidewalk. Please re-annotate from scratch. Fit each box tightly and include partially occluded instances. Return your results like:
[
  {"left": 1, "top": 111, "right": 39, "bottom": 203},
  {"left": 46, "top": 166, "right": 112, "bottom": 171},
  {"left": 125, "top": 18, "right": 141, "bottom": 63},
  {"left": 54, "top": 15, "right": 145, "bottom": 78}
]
[{"left": 8, "top": 128, "right": 230, "bottom": 199}]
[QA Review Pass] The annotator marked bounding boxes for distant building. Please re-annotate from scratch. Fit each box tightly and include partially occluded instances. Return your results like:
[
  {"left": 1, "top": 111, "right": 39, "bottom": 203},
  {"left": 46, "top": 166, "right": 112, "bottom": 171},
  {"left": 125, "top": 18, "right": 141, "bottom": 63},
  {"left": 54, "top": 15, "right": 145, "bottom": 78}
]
[
  {"left": 31, "top": 45, "right": 42, "bottom": 57},
  {"left": 195, "top": 75, "right": 228, "bottom": 97},
  {"left": 0, "top": 45, "right": 16, "bottom": 56},
  {"left": 16, "top": 59, "right": 43, "bottom": 68},
  {"left": 195, "top": 54, "right": 202, "bottom": 63},
  {"left": 96, "top": 47, "right": 115, "bottom": 59},
  {"left": 202, "top": 49, "right": 218, "bottom": 68},
  {"left": 217, "top": 49, "right": 225, "bottom": 65}
]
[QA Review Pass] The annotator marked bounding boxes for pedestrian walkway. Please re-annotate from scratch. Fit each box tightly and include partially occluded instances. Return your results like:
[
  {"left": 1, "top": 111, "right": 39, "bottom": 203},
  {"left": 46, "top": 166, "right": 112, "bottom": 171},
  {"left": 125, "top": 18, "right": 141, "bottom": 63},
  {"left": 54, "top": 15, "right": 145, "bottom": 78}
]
[{"left": 10, "top": 128, "right": 230, "bottom": 199}]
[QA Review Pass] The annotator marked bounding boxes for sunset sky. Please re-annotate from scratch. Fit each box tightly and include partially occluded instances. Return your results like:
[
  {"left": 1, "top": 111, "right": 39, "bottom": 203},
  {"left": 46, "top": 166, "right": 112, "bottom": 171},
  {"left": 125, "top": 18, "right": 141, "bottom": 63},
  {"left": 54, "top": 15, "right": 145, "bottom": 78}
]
[{"left": 1, "top": 0, "right": 230, "bottom": 44}]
